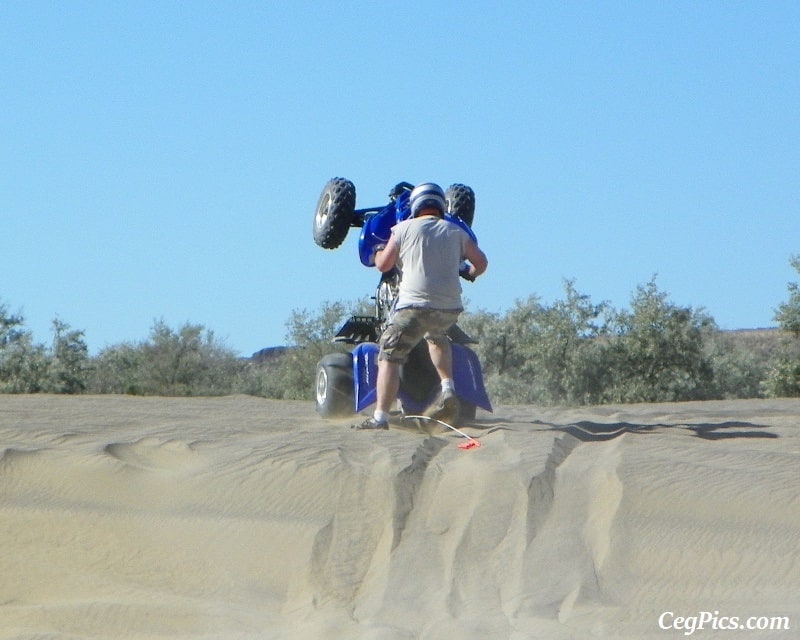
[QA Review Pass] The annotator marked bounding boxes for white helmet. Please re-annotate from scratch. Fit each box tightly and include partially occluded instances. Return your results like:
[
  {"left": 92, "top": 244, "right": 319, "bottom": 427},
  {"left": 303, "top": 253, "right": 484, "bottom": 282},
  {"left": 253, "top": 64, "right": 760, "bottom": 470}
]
[{"left": 409, "top": 182, "right": 446, "bottom": 217}]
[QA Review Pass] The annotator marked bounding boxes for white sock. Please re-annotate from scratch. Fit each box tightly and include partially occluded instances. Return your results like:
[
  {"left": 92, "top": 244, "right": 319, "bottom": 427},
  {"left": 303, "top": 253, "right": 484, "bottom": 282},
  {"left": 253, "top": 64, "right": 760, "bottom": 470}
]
[
  {"left": 441, "top": 378, "right": 455, "bottom": 393},
  {"left": 374, "top": 410, "right": 391, "bottom": 424}
]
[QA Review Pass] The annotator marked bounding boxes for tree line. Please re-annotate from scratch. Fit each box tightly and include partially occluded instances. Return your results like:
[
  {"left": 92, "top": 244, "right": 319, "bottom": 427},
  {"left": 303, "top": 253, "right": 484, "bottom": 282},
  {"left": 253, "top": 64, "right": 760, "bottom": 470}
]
[{"left": 2, "top": 258, "right": 799, "bottom": 405}]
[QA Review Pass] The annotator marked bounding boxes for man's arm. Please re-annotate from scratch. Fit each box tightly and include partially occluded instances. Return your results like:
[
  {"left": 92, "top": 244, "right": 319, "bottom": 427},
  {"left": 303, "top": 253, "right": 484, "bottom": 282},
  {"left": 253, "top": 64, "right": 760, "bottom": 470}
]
[
  {"left": 463, "top": 238, "right": 488, "bottom": 279},
  {"left": 374, "top": 236, "right": 399, "bottom": 272}
]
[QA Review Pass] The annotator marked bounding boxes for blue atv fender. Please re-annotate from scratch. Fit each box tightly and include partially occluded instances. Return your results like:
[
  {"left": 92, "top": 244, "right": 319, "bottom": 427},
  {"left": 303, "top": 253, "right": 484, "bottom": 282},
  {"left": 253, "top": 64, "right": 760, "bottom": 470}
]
[
  {"left": 358, "top": 189, "right": 478, "bottom": 267},
  {"left": 351, "top": 342, "right": 492, "bottom": 415}
]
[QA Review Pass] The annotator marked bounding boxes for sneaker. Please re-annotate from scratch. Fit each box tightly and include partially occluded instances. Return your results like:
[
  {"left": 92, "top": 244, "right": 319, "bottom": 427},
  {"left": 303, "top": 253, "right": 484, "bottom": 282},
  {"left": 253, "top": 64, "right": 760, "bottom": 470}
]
[
  {"left": 351, "top": 416, "right": 389, "bottom": 430},
  {"left": 423, "top": 389, "right": 458, "bottom": 423}
]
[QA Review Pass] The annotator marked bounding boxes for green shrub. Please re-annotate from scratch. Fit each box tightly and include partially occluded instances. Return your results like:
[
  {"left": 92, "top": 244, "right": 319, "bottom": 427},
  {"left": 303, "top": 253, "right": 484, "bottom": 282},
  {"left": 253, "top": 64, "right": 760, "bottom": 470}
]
[
  {"left": 88, "top": 320, "right": 241, "bottom": 396},
  {"left": 602, "top": 278, "right": 715, "bottom": 403},
  {"left": 762, "top": 256, "right": 800, "bottom": 398},
  {"left": 49, "top": 318, "right": 90, "bottom": 393},
  {"left": 0, "top": 302, "right": 49, "bottom": 392},
  {"left": 236, "top": 300, "right": 360, "bottom": 400}
]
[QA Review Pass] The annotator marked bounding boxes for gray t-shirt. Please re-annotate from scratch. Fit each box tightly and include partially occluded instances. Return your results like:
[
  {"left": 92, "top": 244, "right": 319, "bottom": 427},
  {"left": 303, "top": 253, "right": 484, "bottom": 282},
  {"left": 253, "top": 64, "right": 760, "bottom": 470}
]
[{"left": 390, "top": 215, "right": 470, "bottom": 310}]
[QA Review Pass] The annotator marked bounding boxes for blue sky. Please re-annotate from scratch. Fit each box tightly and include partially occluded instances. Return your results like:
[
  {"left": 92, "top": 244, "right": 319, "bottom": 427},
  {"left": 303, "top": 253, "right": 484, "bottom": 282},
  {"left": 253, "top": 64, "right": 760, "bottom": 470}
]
[{"left": 2, "top": 1, "right": 798, "bottom": 356}]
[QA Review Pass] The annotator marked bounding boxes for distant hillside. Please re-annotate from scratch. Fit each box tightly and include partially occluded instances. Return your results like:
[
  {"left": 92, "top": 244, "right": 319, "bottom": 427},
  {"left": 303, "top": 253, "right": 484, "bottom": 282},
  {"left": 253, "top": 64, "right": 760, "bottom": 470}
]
[
  {"left": 716, "top": 327, "right": 786, "bottom": 359},
  {"left": 249, "top": 346, "right": 290, "bottom": 364}
]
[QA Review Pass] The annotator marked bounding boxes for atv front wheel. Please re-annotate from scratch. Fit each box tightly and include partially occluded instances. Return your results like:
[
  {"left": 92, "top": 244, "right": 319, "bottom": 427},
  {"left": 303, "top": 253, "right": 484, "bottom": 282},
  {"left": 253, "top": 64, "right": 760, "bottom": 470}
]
[
  {"left": 313, "top": 178, "right": 356, "bottom": 249},
  {"left": 315, "top": 352, "right": 355, "bottom": 417},
  {"left": 445, "top": 183, "right": 475, "bottom": 228}
]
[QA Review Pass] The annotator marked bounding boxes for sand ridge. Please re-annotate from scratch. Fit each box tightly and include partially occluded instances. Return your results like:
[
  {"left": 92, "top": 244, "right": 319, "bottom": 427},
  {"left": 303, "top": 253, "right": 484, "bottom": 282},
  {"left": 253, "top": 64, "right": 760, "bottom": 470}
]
[{"left": 0, "top": 395, "right": 798, "bottom": 638}]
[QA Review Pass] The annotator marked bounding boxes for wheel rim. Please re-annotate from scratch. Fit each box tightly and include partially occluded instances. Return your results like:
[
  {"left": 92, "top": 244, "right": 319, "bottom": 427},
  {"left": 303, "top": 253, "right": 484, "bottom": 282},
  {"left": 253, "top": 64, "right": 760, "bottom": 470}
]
[
  {"left": 375, "top": 281, "right": 392, "bottom": 323},
  {"left": 314, "top": 193, "right": 331, "bottom": 230},
  {"left": 315, "top": 367, "right": 329, "bottom": 405},
  {"left": 375, "top": 274, "right": 399, "bottom": 326}
]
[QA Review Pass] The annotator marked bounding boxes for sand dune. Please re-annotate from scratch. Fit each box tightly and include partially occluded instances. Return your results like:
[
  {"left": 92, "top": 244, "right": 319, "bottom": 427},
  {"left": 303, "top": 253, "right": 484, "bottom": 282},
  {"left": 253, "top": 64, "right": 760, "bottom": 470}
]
[{"left": 0, "top": 395, "right": 797, "bottom": 639}]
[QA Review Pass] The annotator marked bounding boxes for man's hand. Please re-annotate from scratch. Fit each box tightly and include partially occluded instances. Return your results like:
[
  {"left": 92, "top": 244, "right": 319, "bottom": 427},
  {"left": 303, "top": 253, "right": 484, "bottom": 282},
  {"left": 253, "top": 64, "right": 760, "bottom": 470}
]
[
  {"left": 459, "top": 262, "right": 476, "bottom": 282},
  {"left": 369, "top": 243, "right": 386, "bottom": 267},
  {"left": 374, "top": 237, "right": 399, "bottom": 272},
  {"left": 463, "top": 239, "right": 488, "bottom": 279}
]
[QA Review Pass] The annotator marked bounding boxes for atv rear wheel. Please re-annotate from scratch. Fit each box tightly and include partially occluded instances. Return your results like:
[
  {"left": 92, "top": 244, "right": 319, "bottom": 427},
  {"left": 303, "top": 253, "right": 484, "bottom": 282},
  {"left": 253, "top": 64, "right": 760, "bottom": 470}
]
[
  {"left": 445, "top": 183, "right": 475, "bottom": 228},
  {"left": 313, "top": 178, "right": 356, "bottom": 249},
  {"left": 315, "top": 352, "right": 355, "bottom": 417}
]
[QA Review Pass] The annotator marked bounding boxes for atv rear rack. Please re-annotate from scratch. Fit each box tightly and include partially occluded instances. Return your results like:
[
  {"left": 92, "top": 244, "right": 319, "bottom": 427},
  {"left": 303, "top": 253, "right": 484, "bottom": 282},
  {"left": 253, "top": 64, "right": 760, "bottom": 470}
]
[{"left": 333, "top": 316, "right": 381, "bottom": 344}]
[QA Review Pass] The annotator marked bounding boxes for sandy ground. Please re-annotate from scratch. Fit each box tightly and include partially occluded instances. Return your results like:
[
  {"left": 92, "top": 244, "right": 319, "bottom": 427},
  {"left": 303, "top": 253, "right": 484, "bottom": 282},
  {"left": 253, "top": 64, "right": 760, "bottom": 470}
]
[{"left": 0, "top": 395, "right": 797, "bottom": 639}]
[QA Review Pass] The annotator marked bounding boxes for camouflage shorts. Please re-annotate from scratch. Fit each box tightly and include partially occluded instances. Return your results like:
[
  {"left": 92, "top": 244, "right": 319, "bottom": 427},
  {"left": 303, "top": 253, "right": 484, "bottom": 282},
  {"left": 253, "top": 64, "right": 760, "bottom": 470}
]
[{"left": 378, "top": 308, "right": 461, "bottom": 363}]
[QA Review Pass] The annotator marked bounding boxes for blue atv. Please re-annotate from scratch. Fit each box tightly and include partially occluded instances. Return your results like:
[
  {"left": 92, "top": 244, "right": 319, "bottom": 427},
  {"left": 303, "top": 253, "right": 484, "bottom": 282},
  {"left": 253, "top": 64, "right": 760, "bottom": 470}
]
[{"left": 312, "top": 179, "right": 492, "bottom": 422}]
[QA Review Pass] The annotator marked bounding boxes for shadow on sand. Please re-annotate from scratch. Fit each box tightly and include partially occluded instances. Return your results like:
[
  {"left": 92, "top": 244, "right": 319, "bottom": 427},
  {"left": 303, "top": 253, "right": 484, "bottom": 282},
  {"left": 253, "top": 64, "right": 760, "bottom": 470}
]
[{"left": 526, "top": 419, "right": 779, "bottom": 442}]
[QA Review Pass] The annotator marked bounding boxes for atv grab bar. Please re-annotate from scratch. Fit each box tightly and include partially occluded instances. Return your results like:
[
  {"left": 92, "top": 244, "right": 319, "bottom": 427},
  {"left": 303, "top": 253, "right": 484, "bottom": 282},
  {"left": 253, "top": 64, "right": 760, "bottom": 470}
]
[{"left": 351, "top": 208, "right": 383, "bottom": 228}]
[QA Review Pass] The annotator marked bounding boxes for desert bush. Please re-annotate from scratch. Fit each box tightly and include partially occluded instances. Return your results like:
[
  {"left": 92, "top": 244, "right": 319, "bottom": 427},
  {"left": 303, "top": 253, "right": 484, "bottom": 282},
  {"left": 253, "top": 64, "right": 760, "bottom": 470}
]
[
  {"left": 461, "top": 281, "right": 611, "bottom": 405},
  {"left": 530, "top": 282, "right": 612, "bottom": 404},
  {"left": 141, "top": 321, "right": 240, "bottom": 395},
  {"left": 0, "top": 302, "right": 49, "bottom": 392},
  {"left": 601, "top": 278, "right": 715, "bottom": 403},
  {"left": 4, "top": 261, "right": 798, "bottom": 403},
  {"left": 704, "top": 331, "right": 771, "bottom": 399},
  {"left": 774, "top": 255, "right": 800, "bottom": 338},
  {"left": 1, "top": 305, "right": 91, "bottom": 394},
  {"left": 762, "top": 256, "right": 800, "bottom": 397},
  {"left": 88, "top": 320, "right": 241, "bottom": 396},
  {"left": 761, "top": 350, "right": 800, "bottom": 398},
  {"left": 49, "top": 318, "right": 90, "bottom": 393},
  {"left": 463, "top": 278, "right": 719, "bottom": 405},
  {"left": 90, "top": 342, "right": 143, "bottom": 394},
  {"left": 236, "top": 300, "right": 362, "bottom": 400}
]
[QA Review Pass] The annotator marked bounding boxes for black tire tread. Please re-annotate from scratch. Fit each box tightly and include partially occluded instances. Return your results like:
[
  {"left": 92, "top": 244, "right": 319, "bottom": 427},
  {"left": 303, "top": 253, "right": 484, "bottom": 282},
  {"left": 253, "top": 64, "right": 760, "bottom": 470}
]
[
  {"left": 445, "top": 183, "right": 475, "bottom": 228},
  {"left": 315, "top": 352, "right": 354, "bottom": 417},
  {"left": 313, "top": 178, "right": 356, "bottom": 249}
]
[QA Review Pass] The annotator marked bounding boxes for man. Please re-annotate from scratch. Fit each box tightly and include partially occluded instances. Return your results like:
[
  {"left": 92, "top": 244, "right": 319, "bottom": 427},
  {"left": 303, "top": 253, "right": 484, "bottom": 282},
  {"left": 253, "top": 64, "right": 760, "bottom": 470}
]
[{"left": 353, "top": 182, "right": 488, "bottom": 430}]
